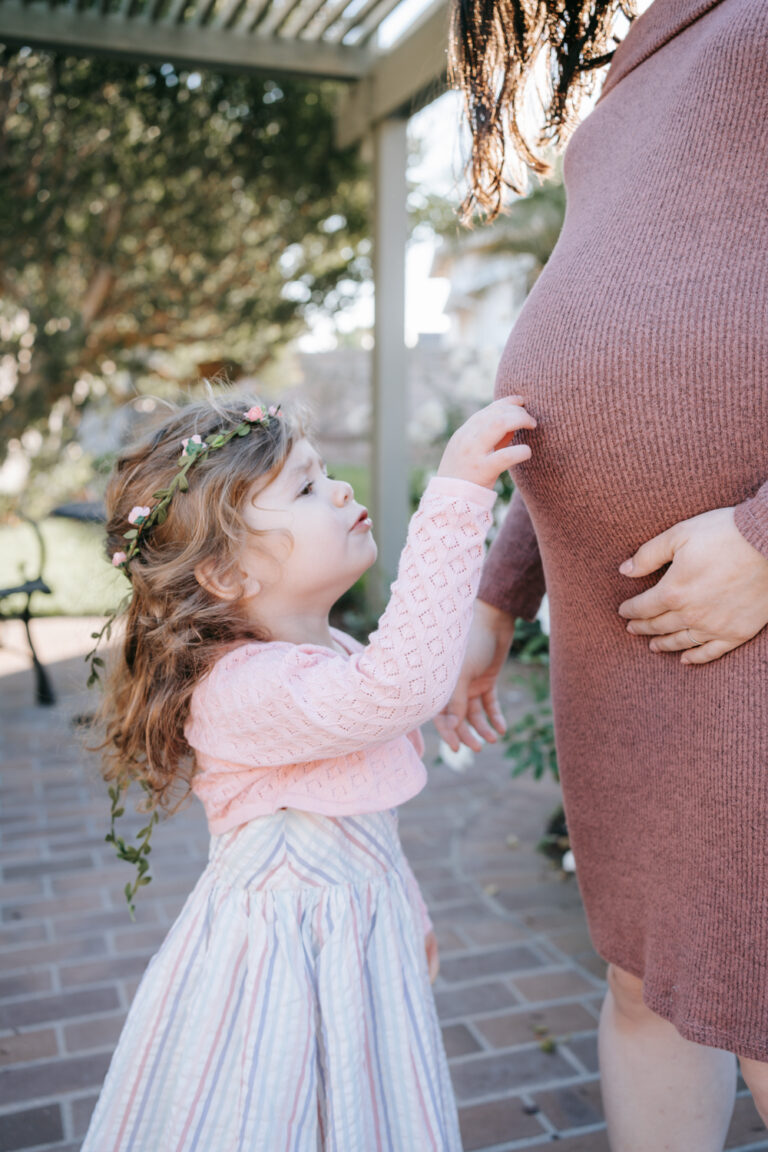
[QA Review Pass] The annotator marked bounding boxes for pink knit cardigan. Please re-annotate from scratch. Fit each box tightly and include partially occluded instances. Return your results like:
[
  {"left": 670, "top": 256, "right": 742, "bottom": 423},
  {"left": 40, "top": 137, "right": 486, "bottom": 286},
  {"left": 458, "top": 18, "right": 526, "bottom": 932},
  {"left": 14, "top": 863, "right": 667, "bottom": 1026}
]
[{"left": 185, "top": 476, "right": 496, "bottom": 834}]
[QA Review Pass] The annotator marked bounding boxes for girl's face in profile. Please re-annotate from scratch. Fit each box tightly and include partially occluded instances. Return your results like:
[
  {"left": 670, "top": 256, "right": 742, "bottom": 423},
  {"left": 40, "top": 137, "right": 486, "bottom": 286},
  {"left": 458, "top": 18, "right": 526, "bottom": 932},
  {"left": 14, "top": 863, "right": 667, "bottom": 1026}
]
[{"left": 238, "top": 438, "right": 377, "bottom": 617}]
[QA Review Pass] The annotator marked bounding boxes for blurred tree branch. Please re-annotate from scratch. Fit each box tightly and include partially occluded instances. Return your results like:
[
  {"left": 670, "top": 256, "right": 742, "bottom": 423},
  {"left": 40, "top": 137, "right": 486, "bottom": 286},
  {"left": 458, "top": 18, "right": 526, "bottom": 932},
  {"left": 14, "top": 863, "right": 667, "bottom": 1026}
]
[{"left": 0, "top": 48, "right": 371, "bottom": 460}]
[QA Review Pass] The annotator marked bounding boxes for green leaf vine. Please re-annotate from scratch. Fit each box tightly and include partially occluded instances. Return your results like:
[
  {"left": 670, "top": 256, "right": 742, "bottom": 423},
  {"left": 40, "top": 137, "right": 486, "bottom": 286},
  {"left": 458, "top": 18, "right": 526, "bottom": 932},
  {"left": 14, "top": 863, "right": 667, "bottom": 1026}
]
[{"left": 104, "top": 778, "right": 159, "bottom": 919}]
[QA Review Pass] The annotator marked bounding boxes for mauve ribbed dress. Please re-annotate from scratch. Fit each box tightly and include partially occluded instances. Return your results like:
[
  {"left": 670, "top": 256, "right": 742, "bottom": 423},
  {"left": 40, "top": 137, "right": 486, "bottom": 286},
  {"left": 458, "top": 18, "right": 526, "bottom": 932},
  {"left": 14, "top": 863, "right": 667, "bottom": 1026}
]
[{"left": 478, "top": 0, "right": 768, "bottom": 1059}]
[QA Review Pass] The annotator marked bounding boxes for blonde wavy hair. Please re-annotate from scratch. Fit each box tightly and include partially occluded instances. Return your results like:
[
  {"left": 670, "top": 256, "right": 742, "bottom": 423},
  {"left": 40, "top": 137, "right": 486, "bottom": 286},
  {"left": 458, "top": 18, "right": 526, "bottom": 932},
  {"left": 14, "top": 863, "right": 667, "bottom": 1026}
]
[{"left": 92, "top": 392, "right": 307, "bottom": 813}]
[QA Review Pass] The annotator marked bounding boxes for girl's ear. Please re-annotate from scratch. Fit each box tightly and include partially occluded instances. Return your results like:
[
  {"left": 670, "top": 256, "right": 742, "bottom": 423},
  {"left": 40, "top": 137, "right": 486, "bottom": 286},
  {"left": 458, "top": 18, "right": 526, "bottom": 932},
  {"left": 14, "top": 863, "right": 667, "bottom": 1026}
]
[{"left": 194, "top": 558, "right": 259, "bottom": 602}]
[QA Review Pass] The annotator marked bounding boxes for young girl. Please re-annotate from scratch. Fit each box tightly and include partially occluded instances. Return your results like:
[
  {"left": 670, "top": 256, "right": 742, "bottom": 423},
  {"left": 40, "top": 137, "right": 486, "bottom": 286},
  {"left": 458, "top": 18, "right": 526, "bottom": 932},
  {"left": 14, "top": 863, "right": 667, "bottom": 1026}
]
[{"left": 82, "top": 390, "right": 535, "bottom": 1152}]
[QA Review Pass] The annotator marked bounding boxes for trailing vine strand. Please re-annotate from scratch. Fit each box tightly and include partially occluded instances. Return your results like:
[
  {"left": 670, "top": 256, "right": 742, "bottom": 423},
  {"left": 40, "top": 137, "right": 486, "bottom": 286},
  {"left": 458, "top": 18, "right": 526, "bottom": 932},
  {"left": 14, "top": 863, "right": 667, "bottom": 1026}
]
[
  {"left": 104, "top": 779, "right": 159, "bottom": 919},
  {"left": 86, "top": 404, "right": 281, "bottom": 915}
]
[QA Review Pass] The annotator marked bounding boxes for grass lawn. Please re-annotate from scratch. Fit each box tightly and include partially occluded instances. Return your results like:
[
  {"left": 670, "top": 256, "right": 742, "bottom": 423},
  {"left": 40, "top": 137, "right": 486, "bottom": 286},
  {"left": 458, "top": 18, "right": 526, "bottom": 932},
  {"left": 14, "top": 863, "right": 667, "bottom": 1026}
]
[{"left": 0, "top": 517, "right": 127, "bottom": 617}]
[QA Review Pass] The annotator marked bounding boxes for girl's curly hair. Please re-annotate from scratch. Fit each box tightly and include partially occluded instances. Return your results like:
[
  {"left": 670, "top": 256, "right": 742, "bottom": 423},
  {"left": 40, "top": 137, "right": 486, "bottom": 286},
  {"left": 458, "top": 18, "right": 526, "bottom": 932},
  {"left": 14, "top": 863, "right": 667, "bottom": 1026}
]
[
  {"left": 449, "top": 0, "right": 637, "bottom": 222},
  {"left": 91, "top": 393, "right": 307, "bottom": 813}
]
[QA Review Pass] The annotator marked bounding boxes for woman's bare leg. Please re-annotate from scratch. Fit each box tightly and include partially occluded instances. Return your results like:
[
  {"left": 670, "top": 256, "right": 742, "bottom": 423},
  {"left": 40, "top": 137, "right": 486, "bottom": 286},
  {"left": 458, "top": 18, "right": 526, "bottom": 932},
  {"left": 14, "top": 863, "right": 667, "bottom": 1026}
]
[
  {"left": 738, "top": 1058, "right": 768, "bottom": 1128},
  {"left": 598, "top": 964, "right": 737, "bottom": 1152}
]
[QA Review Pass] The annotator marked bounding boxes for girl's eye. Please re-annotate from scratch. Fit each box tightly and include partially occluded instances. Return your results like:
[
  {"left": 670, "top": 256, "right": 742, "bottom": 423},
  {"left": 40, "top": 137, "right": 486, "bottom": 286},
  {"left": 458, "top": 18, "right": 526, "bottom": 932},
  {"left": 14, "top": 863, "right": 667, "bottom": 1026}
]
[{"left": 299, "top": 480, "right": 314, "bottom": 496}]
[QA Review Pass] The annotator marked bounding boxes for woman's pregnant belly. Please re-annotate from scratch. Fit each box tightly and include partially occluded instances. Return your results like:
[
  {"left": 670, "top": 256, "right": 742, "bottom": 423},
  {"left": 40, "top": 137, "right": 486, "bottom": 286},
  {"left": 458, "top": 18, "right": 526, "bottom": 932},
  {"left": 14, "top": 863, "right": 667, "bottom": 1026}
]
[{"left": 496, "top": 253, "right": 768, "bottom": 573}]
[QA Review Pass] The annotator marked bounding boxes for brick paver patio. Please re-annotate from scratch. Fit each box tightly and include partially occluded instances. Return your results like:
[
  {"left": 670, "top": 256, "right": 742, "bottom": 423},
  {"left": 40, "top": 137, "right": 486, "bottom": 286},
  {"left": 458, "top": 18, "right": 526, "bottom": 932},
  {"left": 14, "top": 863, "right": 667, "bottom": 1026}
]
[{"left": 1, "top": 617, "right": 766, "bottom": 1152}]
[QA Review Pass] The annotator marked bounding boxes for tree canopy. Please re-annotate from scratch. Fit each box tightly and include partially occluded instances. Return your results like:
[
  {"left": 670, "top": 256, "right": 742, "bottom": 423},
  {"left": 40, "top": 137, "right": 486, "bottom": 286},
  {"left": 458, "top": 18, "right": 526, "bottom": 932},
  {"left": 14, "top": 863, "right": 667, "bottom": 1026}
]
[{"left": 0, "top": 47, "right": 370, "bottom": 461}]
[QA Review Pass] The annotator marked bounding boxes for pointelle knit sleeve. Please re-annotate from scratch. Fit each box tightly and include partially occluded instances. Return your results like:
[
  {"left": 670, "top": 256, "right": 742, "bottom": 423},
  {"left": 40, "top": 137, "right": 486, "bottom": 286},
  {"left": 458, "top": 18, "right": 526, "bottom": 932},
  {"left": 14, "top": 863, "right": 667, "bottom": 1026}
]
[{"left": 186, "top": 476, "right": 496, "bottom": 765}]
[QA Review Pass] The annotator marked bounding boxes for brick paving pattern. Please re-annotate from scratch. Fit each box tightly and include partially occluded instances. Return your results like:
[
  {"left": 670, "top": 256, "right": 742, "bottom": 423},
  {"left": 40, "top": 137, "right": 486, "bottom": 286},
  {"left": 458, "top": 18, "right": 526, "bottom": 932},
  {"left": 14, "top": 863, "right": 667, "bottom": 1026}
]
[{"left": 1, "top": 618, "right": 766, "bottom": 1152}]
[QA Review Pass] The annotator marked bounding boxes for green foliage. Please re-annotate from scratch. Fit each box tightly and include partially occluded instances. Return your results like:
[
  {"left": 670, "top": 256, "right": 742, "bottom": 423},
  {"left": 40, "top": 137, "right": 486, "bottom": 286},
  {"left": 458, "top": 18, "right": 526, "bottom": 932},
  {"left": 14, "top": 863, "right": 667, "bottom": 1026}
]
[
  {"left": 536, "top": 803, "right": 569, "bottom": 864},
  {"left": 423, "top": 167, "right": 566, "bottom": 292},
  {"left": 472, "top": 177, "right": 566, "bottom": 276},
  {"left": 0, "top": 516, "right": 126, "bottom": 615},
  {"left": 105, "top": 779, "right": 159, "bottom": 919},
  {"left": 0, "top": 47, "right": 370, "bottom": 457},
  {"left": 505, "top": 621, "right": 558, "bottom": 783}
]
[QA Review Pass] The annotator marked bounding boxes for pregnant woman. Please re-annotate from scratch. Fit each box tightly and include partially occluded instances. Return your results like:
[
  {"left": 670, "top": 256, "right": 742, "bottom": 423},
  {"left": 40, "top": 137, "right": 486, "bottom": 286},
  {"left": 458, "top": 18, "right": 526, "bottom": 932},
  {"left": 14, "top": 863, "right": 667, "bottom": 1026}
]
[{"left": 436, "top": 1, "right": 768, "bottom": 1148}]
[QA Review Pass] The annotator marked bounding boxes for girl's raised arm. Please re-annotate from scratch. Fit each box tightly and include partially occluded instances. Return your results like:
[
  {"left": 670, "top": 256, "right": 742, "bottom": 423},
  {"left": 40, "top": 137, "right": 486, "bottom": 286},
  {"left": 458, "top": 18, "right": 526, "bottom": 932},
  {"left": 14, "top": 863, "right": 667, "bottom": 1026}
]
[{"left": 186, "top": 477, "right": 496, "bottom": 764}]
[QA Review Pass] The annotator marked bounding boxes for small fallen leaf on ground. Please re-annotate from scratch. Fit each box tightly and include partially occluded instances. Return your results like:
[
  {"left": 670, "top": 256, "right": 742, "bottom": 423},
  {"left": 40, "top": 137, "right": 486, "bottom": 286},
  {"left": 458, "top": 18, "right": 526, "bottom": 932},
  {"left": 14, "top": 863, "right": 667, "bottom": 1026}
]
[
  {"left": 538, "top": 1037, "right": 557, "bottom": 1054},
  {"left": 483, "top": 883, "right": 499, "bottom": 897}
]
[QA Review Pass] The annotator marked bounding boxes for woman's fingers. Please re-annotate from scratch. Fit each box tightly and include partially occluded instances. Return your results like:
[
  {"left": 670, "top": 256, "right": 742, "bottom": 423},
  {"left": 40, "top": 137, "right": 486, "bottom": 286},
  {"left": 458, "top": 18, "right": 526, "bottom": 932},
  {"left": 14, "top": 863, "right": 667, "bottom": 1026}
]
[
  {"left": 617, "top": 573, "right": 686, "bottom": 622},
  {"left": 619, "top": 525, "right": 678, "bottom": 578},
  {"left": 625, "top": 610, "right": 685, "bottom": 636},
  {"left": 618, "top": 581, "right": 679, "bottom": 621},
  {"left": 639, "top": 631, "right": 733, "bottom": 662},
  {"left": 681, "top": 638, "right": 735, "bottom": 665},
  {"left": 647, "top": 629, "right": 708, "bottom": 652}
]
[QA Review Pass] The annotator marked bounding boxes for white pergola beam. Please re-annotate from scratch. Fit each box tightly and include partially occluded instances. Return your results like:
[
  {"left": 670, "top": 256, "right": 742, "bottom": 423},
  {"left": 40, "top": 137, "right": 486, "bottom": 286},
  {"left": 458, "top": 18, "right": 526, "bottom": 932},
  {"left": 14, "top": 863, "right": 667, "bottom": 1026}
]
[
  {"left": 370, "top": 116, "right": 409, "bottom": 604},
  {"left": 0, "top": 2, "right": 372, "bottom": 79},
  {"left": 336, "top": 0, "right": 449, "bottom": 147}
]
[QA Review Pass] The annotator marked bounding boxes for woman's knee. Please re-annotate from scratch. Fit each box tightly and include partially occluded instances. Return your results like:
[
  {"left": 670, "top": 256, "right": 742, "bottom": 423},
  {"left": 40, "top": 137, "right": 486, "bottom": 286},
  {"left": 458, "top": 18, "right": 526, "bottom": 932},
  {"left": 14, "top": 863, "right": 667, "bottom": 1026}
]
[
  {"left": 739, "top": 1057, "right": 768, "bottom": 1122},
  {"left": 606, "top": 963, "right": 648, "bottom": 1021}
]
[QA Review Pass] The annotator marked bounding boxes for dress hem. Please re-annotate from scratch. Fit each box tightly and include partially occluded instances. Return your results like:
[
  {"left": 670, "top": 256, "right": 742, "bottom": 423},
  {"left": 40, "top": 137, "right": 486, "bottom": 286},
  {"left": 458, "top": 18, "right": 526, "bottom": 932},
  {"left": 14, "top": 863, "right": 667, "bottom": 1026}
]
[{"left": 599, "top": 951, "right": 768, "bottom": 1063}]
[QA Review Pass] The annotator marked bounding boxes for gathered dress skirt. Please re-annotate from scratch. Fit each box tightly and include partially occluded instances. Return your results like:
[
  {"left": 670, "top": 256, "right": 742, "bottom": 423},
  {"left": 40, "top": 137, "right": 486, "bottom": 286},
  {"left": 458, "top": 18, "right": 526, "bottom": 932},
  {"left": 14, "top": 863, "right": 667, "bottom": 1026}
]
[{"left": 81, "top": 808, "right": 461, "bottom": 1152}]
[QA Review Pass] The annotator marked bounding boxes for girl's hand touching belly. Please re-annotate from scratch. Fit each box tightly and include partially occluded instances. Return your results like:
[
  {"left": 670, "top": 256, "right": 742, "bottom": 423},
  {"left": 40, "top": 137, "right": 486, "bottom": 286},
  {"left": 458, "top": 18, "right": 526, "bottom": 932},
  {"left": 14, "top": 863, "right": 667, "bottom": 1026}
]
[{"left": 617, "top": 507, "right": 768, "bottom": 664}]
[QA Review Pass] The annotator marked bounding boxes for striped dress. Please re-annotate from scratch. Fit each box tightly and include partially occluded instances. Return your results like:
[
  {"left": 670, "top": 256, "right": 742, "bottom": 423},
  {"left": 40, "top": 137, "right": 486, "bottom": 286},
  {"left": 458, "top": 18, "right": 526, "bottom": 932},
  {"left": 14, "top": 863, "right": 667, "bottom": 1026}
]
[
  {"left": 83, "top": 477, "right": 497, "bottom": 1151},
  {"left": 81, "top": 809, "right": 461, "bottom": 1151}
]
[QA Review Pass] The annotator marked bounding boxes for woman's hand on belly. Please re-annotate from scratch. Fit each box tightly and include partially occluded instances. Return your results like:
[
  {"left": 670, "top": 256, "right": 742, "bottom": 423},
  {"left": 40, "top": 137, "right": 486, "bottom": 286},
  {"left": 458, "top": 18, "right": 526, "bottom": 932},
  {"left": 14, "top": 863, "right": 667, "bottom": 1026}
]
[{"left": 617, "top": 507, "right": 768, "bottom": 664}]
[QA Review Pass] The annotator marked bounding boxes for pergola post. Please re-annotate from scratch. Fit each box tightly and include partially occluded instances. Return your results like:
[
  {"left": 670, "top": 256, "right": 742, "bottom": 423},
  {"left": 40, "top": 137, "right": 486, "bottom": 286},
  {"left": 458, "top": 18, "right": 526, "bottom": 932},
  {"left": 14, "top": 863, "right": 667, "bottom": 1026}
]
[{"left": 370, "top": 114, "right": 409, "bottom": 608}]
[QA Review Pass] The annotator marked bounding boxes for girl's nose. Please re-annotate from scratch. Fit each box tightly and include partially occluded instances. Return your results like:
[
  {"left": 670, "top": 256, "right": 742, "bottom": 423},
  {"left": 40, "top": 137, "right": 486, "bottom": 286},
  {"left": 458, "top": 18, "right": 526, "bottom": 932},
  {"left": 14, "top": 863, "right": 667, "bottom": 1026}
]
[{"left": 333, "top": 479, "right": 353, "bottom": 505}]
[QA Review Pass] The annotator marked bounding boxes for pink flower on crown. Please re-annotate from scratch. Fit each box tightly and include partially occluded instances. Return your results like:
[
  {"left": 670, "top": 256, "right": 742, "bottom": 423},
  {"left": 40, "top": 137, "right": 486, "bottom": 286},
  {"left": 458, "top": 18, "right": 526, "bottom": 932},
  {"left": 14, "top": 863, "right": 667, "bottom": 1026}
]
[
  {"left": 112, "top": 551, "right": 128, "bottom": 567},
  {"left": 268, "top": 405, "right": 279, "bottom": 416},
  {"left": 244, "top": 405, "right": 265, "bottom": 422},
  {"left": 181, "top": 434, "right": 206, "bottom": 454},
  {"left": 128, "top": 505, "right": 151, "bottom": 525}
]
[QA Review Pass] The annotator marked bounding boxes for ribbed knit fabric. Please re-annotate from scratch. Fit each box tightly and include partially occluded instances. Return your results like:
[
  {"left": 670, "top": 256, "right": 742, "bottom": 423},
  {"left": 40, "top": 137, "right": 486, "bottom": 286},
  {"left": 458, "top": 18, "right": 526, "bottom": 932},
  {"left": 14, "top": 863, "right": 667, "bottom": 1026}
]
[{"left": 478, "top": 0, "right": 768, "bottom": 1060}]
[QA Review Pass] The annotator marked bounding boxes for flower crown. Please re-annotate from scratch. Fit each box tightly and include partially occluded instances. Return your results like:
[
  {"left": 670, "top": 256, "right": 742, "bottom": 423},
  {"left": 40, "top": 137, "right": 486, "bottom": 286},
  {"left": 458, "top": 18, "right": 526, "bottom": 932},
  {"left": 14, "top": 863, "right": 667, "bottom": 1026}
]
[
  {"left": 110, "top": 404, "right": 280, "bottom": 574},
  {"left": 86, "top": 402, "right": 280, "bottom": 916}
]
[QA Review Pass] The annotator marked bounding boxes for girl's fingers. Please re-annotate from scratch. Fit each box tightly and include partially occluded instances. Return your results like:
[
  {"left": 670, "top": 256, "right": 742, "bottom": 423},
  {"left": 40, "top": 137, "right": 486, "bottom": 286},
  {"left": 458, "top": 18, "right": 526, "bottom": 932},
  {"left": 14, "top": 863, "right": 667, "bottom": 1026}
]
[
  {"left": 434, "top": 711, "right": 461, "bottom": 751},
  {"left": 455, "top": 718, "right": 483, "bottom": 752},
  {"left": 487, "top": 397, "right": 536, "bottom": 434},
  {"left": 467, "top": 697, "right": 497, "bottom": 743},
  {"left": 492, "top": 444, "right": 532, "bottom": 469},
  {"left": 482, "top": 689, "right": 507, "bottom": 735},
  {"left": 681, "top": 638, "right": 735, "bottom": 665}
]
